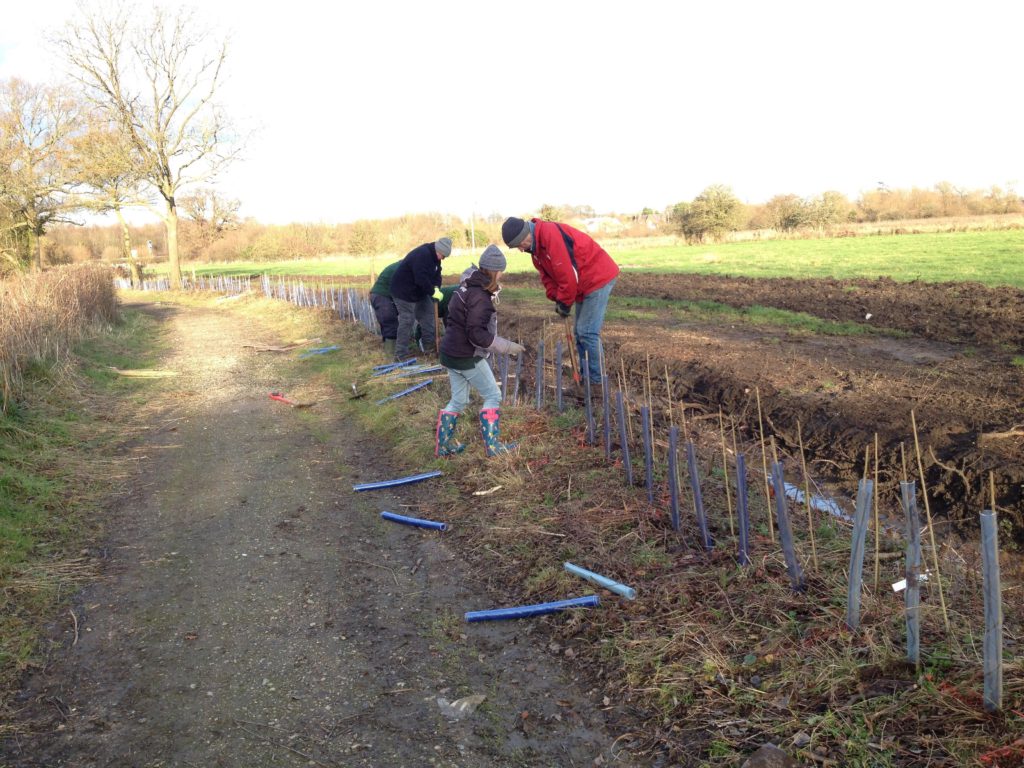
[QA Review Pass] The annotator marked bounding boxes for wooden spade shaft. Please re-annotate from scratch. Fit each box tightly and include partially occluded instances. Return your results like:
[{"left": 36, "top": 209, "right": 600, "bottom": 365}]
[
  {"left": 564, "top": 316, "right": 581, "bottom": 384},
  {"left": 433, "top": 301, "right": 441, "bottom": 355}
]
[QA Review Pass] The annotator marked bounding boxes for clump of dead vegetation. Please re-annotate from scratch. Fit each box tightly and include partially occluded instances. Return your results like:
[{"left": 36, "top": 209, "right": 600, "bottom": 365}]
[{"left": 0, "top": 264, "right": 118, "bottom": 411}]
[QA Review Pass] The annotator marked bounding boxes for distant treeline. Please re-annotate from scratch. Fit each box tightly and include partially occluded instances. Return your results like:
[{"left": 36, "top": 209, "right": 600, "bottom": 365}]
[{"left": 42, "top": 183, "right": 1024, "bottom": 266}]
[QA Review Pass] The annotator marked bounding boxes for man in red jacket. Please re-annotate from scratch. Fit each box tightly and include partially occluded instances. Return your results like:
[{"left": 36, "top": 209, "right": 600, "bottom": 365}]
[{"left": 502, "top": 216, "right": 618, "bottom": 385}]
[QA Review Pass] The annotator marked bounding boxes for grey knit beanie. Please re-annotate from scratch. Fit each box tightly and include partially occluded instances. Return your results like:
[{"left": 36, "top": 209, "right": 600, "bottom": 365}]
[
  {"left": 435, "top": 237, "right": 453, "bottom": 257},
  {"left": 478, "top": 244, "right": 507, "bottom": 272},
  {"left": 501, "top": 217, "right": 529, "bottom": 248}
]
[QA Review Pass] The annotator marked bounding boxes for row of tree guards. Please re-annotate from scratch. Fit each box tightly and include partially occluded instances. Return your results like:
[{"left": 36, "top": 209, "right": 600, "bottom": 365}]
[
  {"left": 117, "top": 272, "right": 1007, "bottom": 713},
  {"left": 511, "top": 330, "right": 1005, "bottom": 713}
]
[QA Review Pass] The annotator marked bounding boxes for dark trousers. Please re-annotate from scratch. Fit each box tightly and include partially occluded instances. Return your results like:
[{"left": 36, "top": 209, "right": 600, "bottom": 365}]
[
  {"left": 370, "top": 293, "right": 398, "bottom": 340},
  {"left": 394, "top": 296, "right": 435, "bottom": 359}
]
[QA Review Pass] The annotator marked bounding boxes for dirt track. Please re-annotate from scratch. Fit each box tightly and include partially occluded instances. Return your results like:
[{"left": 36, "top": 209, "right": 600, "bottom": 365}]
[
  {"left": 500, "top": 272, "right": 1024, "bottom": 541},
  {"left": 2, "top": 299, "right": 627, "bottom": 767}
]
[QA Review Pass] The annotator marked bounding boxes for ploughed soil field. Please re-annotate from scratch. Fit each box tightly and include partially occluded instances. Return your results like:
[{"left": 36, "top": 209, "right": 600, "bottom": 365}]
[{"left": 497, "top": 272, "right": 1024, "bottom": 545}]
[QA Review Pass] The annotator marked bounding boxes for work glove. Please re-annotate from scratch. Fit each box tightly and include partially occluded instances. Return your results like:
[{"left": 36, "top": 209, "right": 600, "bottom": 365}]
[
  {"left": 489, "top": 336, "right": 525, "bottom": 356},
  {"left": 432, "top": 287, "right": 443, "bottom": 302},
  {"left": 555, "top": 301, "right": 572, "bottom": 318}
]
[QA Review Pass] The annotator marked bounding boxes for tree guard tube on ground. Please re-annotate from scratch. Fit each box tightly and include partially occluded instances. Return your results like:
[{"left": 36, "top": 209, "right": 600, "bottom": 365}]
[
  {"left": 375, "top": 379, "right": 432, "bottom": 405},
  {"left": 564, "top": 562, "right": 636, "bottom": 600},
  {"left": 380, "top": 510, "right": 447, "bottom": 531},
  {"left": 353, "top": 470, "right": 442, "bottom": 492},
  {"left": 465, "top": 595, "right": 599, "bottom": 622}
]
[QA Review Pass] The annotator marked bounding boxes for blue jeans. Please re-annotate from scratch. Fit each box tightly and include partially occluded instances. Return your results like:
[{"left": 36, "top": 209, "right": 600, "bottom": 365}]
[
  {"left": 574, "top": 278, "right": 615, "bottom": 383},
  {"left": 444, "top": 357, "right": 502, "bottom": 413}
]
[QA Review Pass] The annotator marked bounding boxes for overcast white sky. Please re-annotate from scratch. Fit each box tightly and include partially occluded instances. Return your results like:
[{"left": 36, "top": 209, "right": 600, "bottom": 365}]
[{"left": 2, "top": 0, "right": 1022, "bottom": 226}]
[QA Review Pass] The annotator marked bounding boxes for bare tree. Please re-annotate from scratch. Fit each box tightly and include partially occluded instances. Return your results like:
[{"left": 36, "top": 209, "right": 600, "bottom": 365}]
[
  {"left": 0, "top": 78, "right": 84, "bottom": 270},
  {"left": 56, "top": 2, "right": 241, "bottom": 288},
  {"left": 179, "top": 187, "right": 239, "bottom": 258}
]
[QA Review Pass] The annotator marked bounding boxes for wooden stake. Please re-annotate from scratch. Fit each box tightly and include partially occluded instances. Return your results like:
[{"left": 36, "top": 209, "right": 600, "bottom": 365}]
[
  {"left": 798, "top": 420, "right": 818, "bottom": 571},
  {"left": 755, "top": 387, "right": 776, "bottom": 541},
  {"left": 719, "top": 408, "right": 734, "bottom": 536},
  {"left": 872, "top": 432, "right": 880, "bottom": 590},
  {"left": 900, "top": 441, "right": 908, "bottom": 482},
  {"left": 645, "top": 353, "right": 653, "bottom": 414},
  {"left": 989, "top": 471, "right": 996, "bottom": 511},
  {"left": 911, "top": 409, "right": 950, "bottom": 634},
  {"left": 563, "top": 316, "right": 580, "bottom": 384}
]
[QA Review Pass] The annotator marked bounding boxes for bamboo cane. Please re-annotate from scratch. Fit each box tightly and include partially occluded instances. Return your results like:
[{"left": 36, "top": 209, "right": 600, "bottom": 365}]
[
  {"left": 620, "top": 358, "right": 634, "bottom": 442},
  {"left": 755, "top": 387, "right": 776, "bottom": 541},
  {"left": 664, "top": 366, "right": 674, "bottom": 430},
  {"left": 911, "top": 410, "right": 950, "bottom": 634},
  {"left": 719, "top": 408, "right": 734, "bottom": 536},
  {"left": 798, "top": 420, "right": 818, "bottom": 571},
  {"left": 643, "top": 366, "right": 654, "bottom": 459}
]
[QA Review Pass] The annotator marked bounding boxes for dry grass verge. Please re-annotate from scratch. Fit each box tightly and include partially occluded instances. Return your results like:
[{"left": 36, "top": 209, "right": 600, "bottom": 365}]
[{"left": 0, "top": 265, "right": 118, "bottom": 412}]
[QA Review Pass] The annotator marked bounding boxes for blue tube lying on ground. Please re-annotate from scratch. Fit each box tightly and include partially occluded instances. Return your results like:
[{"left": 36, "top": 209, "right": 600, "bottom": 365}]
[
  {"left": 375, "top": 379, "right": 432, "bottom": 404},
  {"left": 298, "top": 344, "right": 340, "bottom": 358},
  {"left": 353, "top": 470, "right": 442, "bottom": 492},
  {"left": 465, "top": 594, "right": 599, "bottom": 622},
  {"left": 381, "top": 510, "right": 448, "bottom": 531},
  {"left": 564, "top": 562, "right": 636, "bottom": 600},
  {"left": 391, "top": 365, "right": 444, "bottom": 378},
  {"left": 372, "top": 358, "right": 418, "bottom": 376}
]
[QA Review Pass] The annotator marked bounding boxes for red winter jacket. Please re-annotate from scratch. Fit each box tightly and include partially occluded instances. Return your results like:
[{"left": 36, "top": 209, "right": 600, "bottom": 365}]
[{"left": 529, "top": 219, "right": 619, "bottom": 306}]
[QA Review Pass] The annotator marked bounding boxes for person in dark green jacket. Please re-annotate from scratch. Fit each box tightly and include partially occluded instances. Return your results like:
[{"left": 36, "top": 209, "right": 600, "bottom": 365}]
[{"left": 369, "top": 261, "right": 401, "bottom": 357}]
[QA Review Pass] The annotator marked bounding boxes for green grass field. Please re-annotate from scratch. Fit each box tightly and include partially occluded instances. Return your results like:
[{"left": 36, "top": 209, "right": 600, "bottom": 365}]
[
  {"left": 160, "top": 228, "right": 1024, "bottom": 289},
  {"left": 611, "top": 229, "right": 1024, "bottom": 285}
]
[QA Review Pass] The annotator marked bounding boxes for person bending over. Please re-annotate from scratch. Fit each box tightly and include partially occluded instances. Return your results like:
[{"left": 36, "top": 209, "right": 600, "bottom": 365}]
[
  {"left": 390, "top": 237, "right": 451, "bottom": 360},
  {"left": 502, "top": 216, "right": 618, "bottom": 385}
]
